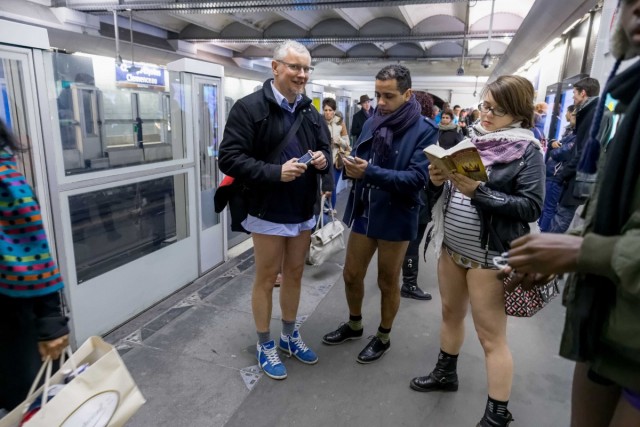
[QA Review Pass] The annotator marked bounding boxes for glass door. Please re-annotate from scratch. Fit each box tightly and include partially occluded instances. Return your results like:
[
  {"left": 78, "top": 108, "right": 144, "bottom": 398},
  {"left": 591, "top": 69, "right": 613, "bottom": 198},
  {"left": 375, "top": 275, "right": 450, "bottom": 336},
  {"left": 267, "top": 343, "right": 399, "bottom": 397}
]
[
  {"left": 193, "top": 75, "right": 224, "bottom": 273},
  {"left": 0, "top": 46, "right": 52, "bottom": 239}
]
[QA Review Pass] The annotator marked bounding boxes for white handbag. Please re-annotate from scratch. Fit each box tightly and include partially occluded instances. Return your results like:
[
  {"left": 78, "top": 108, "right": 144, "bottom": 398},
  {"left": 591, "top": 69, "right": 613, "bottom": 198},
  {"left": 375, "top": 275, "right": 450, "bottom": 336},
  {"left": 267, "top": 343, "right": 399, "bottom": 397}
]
[
  {"left": 306, "top": 196, "right": 345, "bottom": 266},
  {"left": 0, "top": 336, "right": 145, "bottom": 427}
]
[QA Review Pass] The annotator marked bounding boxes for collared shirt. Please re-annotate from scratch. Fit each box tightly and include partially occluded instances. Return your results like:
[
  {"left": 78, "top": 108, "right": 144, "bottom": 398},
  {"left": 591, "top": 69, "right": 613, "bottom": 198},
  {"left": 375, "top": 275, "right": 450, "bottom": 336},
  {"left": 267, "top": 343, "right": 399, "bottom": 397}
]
[{"left": 271, "top": 81, "right": 302, "bottom": 113}]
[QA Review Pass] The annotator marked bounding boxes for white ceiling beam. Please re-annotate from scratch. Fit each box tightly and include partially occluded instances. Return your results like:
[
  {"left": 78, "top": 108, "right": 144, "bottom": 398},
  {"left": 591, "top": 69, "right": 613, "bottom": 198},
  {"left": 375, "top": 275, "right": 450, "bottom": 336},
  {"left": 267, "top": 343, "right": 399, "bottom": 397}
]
[
  {"left": 333, "top": 9, "right": 361, "bottom": 29},
  {"left": 397, "top": 5, "right": 416, "bottom": 28},
  {"left": 274, "top": 11, "right": 312, "bottom": 30}
]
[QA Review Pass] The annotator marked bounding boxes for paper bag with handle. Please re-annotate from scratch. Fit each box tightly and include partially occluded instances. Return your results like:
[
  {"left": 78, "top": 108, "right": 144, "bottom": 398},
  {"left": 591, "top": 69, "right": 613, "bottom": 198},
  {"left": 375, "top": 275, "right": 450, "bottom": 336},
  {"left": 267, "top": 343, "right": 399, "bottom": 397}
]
[{"left": 0, "top": 336, "right": 145, "bottom": 427}]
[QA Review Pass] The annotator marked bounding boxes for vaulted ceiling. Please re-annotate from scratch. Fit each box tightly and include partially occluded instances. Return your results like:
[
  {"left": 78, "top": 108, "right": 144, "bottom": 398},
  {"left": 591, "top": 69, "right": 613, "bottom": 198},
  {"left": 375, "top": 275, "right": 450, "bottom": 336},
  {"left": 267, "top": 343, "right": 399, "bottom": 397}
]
[{"left": 2, "top": 0, "right": 599, "bottom": 91}]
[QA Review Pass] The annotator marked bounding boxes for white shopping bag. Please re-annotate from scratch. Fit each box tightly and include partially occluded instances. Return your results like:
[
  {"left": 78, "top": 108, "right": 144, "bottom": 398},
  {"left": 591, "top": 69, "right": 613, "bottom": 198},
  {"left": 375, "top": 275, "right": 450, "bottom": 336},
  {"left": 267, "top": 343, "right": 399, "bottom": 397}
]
[
  {"left": 0, "top": 336, "right": 145, "bottom": 427},
  {"left": 306, "top": 195, "right": 345, "bottom": 266}
]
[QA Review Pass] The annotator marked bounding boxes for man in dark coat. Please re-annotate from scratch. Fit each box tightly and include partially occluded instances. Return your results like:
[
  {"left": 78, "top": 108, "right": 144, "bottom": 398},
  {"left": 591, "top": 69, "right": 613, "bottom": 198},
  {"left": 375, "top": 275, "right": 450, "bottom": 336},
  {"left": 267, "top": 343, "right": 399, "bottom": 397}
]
[
  {"left": 549, "top": 77, "right": 612, "bottom": 233},
  {"left": 322, "top": 65, "right": 438, "bottom": 364},
  {"left": 218, "top": 41, "right": 330, "bottom": 381},
  {"left": 350, "top": 94, "right": 373, "bottom": 142}
]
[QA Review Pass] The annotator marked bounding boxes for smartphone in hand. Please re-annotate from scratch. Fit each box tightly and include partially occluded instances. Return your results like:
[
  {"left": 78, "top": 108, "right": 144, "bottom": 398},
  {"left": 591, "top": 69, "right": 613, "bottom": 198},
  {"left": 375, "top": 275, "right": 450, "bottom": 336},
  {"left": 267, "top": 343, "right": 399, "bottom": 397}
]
[
  {"left": 297, "top": 151, "right": 313, "bottom": 164},
  {"left": 341, "top": 154, "right": 356, "bottom": 163}
]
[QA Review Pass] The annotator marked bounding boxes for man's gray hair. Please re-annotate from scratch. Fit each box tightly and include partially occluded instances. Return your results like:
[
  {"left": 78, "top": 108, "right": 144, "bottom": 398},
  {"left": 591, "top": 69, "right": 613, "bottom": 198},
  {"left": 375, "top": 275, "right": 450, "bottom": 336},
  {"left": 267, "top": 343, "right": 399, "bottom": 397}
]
[{"left": 273, "top": 41, "right": 310, "bottom": 61}]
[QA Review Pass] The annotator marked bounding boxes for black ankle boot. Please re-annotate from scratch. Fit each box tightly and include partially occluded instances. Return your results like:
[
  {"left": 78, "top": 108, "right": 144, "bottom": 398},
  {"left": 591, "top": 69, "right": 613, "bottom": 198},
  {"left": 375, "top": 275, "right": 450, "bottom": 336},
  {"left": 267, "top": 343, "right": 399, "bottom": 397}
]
[
  {"left": 476, "top": 409, "right": 514, "bottom": 427},
  {"left": 401, "top": 256, "right": 431, "bottom": 300},
  {"left": 409, "top": 350, "right": 459, "bottom": 392}
]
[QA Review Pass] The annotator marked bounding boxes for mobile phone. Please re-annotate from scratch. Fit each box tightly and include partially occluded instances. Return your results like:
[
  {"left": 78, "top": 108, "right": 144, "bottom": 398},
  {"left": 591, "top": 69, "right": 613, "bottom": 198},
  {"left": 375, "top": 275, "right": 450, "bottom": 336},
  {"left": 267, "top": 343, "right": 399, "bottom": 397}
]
[
  {"left": 297, "top": 151, "right": 313, "bottom": 164},
  {"left": 342, "top": 156, "right": 356, "bottom": 163}
]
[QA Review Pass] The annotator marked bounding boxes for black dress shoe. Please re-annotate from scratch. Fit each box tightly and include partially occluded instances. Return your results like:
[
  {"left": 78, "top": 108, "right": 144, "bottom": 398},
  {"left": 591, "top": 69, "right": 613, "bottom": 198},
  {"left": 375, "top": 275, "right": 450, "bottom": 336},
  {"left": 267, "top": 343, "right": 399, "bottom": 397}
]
[
  {"left": 356, "top": 336, "right": 390, "bottom": 364},
  {"left": 322, "top": 323, "right": 363, "bottom": 345},
  {"left": 401, "top": 285, "right": 432, "bottom": 300},
  {"left": 409, "top": 372, "right": 459, "bottom": 392}
]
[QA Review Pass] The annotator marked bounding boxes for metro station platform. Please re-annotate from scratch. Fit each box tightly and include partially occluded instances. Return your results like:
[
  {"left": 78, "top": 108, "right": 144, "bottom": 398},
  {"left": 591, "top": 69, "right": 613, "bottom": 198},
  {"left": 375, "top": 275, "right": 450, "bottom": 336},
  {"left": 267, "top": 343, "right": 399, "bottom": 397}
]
[{"left": 105, "top": 197, "right": 573, "bottom": 427}]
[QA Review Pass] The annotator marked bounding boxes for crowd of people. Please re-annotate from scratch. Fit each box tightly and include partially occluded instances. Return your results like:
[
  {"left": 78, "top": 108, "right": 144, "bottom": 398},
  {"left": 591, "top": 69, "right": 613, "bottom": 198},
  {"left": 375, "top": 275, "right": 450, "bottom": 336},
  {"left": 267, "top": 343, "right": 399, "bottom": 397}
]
[
  {"left": 2, "top": 0, "right": 639, "bottom": 425},
  {"left": 218, "top": 4, "right": 640, "bottom": 420}
]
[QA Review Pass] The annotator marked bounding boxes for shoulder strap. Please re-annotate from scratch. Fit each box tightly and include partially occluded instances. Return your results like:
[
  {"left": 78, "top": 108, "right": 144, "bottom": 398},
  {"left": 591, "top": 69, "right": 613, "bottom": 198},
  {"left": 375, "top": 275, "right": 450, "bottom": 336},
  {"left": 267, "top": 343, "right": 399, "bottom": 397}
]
[{"left": 267, "top": 110, "right": 305, "bottom": 163}]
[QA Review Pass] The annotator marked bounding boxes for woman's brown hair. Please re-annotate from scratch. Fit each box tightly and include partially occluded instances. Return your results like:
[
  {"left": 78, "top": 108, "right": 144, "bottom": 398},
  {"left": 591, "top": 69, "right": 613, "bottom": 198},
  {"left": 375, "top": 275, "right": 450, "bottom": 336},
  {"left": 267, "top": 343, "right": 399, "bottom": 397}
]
[{"left": 481, "top": 75, "right": 535, "bottom": 129}]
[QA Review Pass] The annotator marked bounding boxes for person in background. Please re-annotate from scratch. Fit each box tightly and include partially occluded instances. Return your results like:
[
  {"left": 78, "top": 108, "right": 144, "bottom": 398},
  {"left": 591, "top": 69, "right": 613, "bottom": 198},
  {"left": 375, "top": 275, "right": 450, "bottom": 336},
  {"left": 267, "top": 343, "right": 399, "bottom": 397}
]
[
  {"left": 438, "top": 108, "right": 464, "bottom": 149},
  {"left": 399, "top": 90, "right": 436, "bottom": 301},
  {"left": 432, "top": 105, "right": 441, "bottom": 123},
  {"left": 469, "top": 109, "right": 481, "bottom": 127},
  {"left": 531, "top": 113, "right": 547, "bottom": 152},
  {"left": 534, "top": 102, "right": 548, "bottom": 137},
  {"left": 323, "top": 97, "right": 350, "bottom": 208},
  {"left": 459, "top": 109, "right": 470, "bottom": 137},
  {"left": 435, "top": 102, "right": 449, "bottom": 125},
  {"left": 350, "top": 94, "right": 373, "bottom": 143},
  {"left": 502, "top": 2, "right": 640, "bottom": 424},
  {"left": 549, "top": 76, "right": 612, "bottom": 233},
  {"left": 410, "top": 75, "right": 544, "bottom": 427},
  {"left": 322, "top": 65, "right": 438, "bottom": 363},
  {"left": 0, "top": 119, "right": 69, "bottom": 413},
  {"left": 218, "top": 40, "right": 330, "bottom": 380},
  {"left": 539, "top": 106, "right": 576, "bottom": 232},
  {"left": 452, "top": 105, "right": 462, "bottom": 124}
]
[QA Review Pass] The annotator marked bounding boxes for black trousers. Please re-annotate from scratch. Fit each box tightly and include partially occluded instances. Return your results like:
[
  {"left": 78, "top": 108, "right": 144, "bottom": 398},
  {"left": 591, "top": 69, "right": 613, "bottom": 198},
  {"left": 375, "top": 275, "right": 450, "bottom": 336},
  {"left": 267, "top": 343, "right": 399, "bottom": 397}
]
[
  {"left": 405, "top": 222, "right": 428, "bottom": 259},
  {"left": 0, "top": 296, "right": 46, "bottom": 411}
]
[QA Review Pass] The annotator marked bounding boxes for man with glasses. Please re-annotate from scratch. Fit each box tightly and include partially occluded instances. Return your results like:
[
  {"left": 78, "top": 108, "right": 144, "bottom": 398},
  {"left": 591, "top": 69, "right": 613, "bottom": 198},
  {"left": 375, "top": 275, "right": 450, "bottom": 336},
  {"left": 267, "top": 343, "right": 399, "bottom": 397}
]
[
  {"left": 322, "top": 65, "right": 438, "bottom": 364},
  {"left": 219, "top": 40, "right": 330, "bottom": 380}
]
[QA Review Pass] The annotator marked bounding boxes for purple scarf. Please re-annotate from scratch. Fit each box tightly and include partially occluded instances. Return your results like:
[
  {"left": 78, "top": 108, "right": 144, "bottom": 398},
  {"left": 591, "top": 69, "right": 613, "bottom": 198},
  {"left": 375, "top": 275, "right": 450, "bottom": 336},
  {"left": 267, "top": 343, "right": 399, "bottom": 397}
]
[
  {"left": 370, "top": 95, "right": 421, "bottom": 163},
  {"left": 471, "top": 124, "right": 538, "bottom": 167}
]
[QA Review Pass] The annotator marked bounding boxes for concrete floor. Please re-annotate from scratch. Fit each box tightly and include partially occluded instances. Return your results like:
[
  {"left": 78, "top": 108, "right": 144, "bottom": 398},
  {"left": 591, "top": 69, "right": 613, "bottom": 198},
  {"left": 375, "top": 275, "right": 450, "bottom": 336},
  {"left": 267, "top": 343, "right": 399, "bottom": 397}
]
[{"left": 106, "top": 193, "right": 574, "bottom": 427}]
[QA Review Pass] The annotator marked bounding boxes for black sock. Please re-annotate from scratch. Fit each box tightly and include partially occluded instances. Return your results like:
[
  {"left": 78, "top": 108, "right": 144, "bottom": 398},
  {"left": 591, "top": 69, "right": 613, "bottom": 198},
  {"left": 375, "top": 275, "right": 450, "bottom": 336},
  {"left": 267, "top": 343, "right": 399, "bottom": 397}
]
[
  {"left": 440, "top": 349, "right": 459, "bottom": 359},
  {"left": 486, "top": 395, "right": 509, "bottom": 416},
  {"left": 349, "top": 314, "right": 362, "bottom": 322}
]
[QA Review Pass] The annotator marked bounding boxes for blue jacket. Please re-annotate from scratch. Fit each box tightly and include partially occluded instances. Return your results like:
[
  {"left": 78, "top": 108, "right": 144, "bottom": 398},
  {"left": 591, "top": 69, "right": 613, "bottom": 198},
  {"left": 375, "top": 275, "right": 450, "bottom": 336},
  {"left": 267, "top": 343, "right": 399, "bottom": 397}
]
[
  {"left": 343, "top": 116, "right": 438, "bottom": 241},
  {"left": 545, "top": 133, "right": 576, "bottom": 181}
]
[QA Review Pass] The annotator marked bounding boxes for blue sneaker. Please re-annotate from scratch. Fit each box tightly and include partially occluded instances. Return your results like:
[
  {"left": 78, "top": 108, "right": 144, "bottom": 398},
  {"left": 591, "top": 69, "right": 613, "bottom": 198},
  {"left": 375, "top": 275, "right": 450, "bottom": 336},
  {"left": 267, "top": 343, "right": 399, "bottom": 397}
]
[
  {"left": 279, "top": 330, "right": 318, "bottom": 365},
  {"left": 257, "top": 340, "right": 287, "bottom": 380}
]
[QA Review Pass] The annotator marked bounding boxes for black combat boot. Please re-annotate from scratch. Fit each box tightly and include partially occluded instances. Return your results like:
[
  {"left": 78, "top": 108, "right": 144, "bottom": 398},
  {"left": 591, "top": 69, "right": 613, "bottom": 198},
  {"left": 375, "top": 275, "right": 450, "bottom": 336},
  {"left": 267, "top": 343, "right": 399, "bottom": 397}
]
[
  {"left": 409, "top": 350, "right": 459, "bottom": 392},
  {"left": 400, "top": 256, "right": 432, "bottom": 300},
  {"left": 476, "top": 408, "right": 514, "bottom": 427}
]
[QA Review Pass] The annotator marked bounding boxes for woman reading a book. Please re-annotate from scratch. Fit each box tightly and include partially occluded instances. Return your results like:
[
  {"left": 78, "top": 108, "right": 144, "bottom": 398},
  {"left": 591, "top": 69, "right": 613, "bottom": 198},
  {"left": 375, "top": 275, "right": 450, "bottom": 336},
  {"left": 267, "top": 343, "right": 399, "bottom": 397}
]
[{"left": 409, "top": 75, "right": 545, "bottom": 427}]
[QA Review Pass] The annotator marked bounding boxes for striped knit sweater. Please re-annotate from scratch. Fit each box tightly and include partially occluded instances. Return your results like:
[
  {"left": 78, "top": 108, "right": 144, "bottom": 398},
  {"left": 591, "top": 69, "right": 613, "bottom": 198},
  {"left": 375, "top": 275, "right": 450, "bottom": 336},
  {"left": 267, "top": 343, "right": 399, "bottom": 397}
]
[{"left": 0, "top": 150, "right": 64, "bottom": 298}]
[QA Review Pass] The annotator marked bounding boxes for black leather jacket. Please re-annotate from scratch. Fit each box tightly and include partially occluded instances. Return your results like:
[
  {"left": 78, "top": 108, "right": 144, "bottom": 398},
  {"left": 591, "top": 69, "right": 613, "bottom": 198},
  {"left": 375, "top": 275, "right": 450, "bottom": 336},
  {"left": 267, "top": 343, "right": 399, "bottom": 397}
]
[{"left": 430, "top": 143, "right": 545, "bottom": 252}]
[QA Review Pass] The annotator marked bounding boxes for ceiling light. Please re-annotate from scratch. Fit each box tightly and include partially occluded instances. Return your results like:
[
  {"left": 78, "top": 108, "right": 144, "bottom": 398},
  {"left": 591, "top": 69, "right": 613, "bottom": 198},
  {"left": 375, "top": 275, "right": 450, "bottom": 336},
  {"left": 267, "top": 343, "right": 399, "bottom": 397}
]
[{"left": 481, "top": 49, "right": 492, "bottom": 69}]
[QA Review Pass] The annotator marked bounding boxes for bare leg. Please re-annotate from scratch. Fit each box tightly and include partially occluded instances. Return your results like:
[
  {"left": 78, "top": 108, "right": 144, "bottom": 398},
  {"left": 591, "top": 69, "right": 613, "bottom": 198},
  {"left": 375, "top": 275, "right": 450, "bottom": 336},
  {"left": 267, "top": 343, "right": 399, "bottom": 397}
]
[
  {"left": 609, "top": 392, "right": 640, "bottom": 427},
  {"left": 571, "top": 362, "right": 620, "bottom": 427},
  {"left": 376, "top": 240, "right": 409, "bottom": 329},
  {"left": 251, "top": 233, "right": 286, "bottom": 333},
  {"left": 342, "top": 232, "right": 377, "bottom": 317},
  {"left": 279, "top": 230, "right": 311, "bottom": 322},
  {"left": 437, "top": 249, "right": 469, "bottom": 354},
  {"left": 467, "top": 268, "right": 511, "bottom": 401}
]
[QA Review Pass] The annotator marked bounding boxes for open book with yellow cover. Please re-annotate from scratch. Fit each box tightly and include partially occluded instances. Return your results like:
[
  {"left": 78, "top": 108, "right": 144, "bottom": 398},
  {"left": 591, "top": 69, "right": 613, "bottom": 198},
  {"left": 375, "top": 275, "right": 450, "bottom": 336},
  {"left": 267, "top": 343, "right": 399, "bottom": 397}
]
[{"left": 424, "top": 140, "right": 488, "bottom": 182}]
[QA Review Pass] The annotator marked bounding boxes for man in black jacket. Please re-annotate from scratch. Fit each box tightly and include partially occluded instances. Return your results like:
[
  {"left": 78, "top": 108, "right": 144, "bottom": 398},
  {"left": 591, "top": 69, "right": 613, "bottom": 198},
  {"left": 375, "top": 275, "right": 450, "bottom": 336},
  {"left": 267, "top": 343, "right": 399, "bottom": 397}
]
[
  {"left": 350, "top": 94, "right": 373, "bottom": 142},
  {"left": 549, "top": 77, "right": 612, "bottom": 233},
  {"left": 218, "top": 41, "right": 331, "bottom": 381}
]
